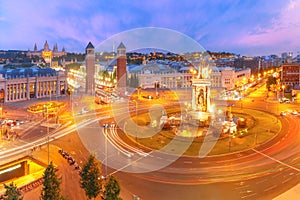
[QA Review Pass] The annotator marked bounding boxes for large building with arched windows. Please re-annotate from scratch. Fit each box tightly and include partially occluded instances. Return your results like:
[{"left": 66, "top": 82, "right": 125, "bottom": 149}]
[{"left": 0, "top": 67, "right": 68, "bottom": 103}]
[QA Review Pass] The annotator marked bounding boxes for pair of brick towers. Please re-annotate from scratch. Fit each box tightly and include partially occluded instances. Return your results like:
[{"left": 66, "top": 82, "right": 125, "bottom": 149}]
[{"left": 85, "top": 42, "right": 126, "bottom": 96}]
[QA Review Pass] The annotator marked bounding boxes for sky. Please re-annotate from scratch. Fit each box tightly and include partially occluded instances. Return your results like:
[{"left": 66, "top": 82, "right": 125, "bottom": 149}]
[{"left": 1, "top": 0, "right": 300, "bottom": 56}]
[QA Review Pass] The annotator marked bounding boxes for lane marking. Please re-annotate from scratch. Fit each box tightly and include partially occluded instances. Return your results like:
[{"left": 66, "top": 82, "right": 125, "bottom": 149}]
[
  {"left": 241, "top": 193, "right": 256, "bottom": 199},
  {"left": 282, "top": 177, "right": 293, "bottom": 184},
  {"left": 255, "top": 179, "right": 267, "bottom": 184},
  {"left": 264, "top": 185, "right": 277, "bottom": 192},
  {"left": 252, "top": 148, "right": 300, "bottom": 172},
  {"left": 239, "top": 190, "right": 252, "bottom": 194},
  {"left": 235, "top": 185, "right": 250, "bottom": 190}
]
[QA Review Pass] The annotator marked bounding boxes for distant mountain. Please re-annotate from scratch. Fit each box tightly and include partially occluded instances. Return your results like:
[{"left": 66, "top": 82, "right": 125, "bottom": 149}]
[{"left": 128, "top": 48, "right": 171, "bottom": 54}]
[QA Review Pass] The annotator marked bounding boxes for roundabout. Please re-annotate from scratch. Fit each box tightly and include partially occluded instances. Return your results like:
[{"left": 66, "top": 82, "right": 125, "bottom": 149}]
[
  {"left": 68, "top": 84, "right": 300, "bottom": 200},
  {"left": 123, "top": 106, "right": 280, "bottom": 157}
]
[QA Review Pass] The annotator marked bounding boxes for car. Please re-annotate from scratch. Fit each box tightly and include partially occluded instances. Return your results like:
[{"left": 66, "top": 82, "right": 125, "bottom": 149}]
[
  {"left": 78, "top": 108, "right": 89, "bottom": 115},
  {"left": 6, "top": 121, "right": 17, "bottom": 127},
  {"left": 102, "top": 124, "right": 110, "bottom": 128},
  {"left": 280, "top": 98, "right": 291, "bottom": 104},
  {"left": 292, "top": 110, "right": 298, "bottom": 115},
  {"left": 16, "top": 120, "right": 24, "bottom": 125},
  {"left": 142, "top": 95, "right": 153, "bottom": 99},
  {"left": 280, "top": 111, "right": 287, "bottom": 116}
]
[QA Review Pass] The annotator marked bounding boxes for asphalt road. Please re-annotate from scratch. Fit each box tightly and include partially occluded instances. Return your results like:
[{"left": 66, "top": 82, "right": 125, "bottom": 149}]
[{"left": 2, "top": 82, "right": 300, "bottom": 200}]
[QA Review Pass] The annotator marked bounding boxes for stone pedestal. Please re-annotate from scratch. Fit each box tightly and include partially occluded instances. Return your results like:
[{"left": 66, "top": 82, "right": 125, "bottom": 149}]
[{"left": 190, "top": 78, "right": 212, "bottom": 120}]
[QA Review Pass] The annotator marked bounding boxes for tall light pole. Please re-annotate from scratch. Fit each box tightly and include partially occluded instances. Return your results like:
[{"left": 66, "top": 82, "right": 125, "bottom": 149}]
[
  {"left": 228, "top": 133, "right": 231, "bottom": 152},
  {"left": 44, "top": 104, "right": 50, "bottom": 164},
  {"left": 135, "top": 100, "right": 138, "bottom": 142},
  {"left": 282, "top": 85, "right": 285, "bottom": 99},
  {"left": 155, "top": 80, "right": 158, "bottom": 98}
]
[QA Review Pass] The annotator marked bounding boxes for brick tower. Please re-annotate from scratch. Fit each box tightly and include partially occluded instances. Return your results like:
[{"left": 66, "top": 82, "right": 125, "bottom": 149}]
[
  {"left": 85, "top": 42, "right": 95, "bottom": 94},
  {"left": 117, "top": 42, "right": 127, "bottom": 96}
]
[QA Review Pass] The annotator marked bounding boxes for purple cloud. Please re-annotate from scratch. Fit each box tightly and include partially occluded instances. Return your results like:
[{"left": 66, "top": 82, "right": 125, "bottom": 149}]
[{"left": 0, "top": 0, "right": 299, "bottom": 56}]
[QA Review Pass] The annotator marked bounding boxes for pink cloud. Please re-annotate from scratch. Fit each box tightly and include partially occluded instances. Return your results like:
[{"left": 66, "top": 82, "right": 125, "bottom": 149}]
[{"left": 237, "top": 0, "right": 300, "bottom": 54}]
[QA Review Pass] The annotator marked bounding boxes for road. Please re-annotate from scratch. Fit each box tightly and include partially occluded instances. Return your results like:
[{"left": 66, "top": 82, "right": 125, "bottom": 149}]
[
  {"left": 91, "top": 82, "right": 300, "bottom": 200},
  {"left": 2, "top": 81, "right": 300, "bottom": 200}
]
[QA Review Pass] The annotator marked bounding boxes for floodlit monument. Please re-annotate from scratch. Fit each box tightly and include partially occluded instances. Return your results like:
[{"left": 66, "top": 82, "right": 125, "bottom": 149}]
[{"left": 189, "top": 55, "right": 213, "bottom": 123}]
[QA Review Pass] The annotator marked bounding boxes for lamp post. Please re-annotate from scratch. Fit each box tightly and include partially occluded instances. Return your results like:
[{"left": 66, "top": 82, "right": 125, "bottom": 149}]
[
  {"left": 134, "top": 100, "right": 138, "bottom": 142},
  {"left": 155, "top": 80, "right": 158, "bottom": 98},
  {"left": 228, "top": 133, "right": 231, "bottom": 152},
  {"left": 282, "top": 85, "right": 285, "bottom": 99},
  {"left": 44, "top": 104, "right": 50, "bottom": 164}
]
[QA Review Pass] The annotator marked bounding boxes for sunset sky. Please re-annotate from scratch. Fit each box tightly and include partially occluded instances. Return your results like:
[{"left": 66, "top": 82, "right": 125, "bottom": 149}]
[{"left": 1, "top": 0, "right": 300, "bottom": 56}]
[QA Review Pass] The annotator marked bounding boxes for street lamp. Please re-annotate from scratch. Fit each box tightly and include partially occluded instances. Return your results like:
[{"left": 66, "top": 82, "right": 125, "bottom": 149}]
[
  {"left": 282, "top": 85, "right": 285, "bottom": 98},
  {"left": 155, "top": 80, "right": 158, "bottom": 98},
  {"left": 228, "top": 133, "right": 231, "bottom": 152},
  {"left": 44, "top": 104, "right": 50, "bottom": 164},
  {"left": 134, "top": 100, "right": 138, "bottom": 142}
]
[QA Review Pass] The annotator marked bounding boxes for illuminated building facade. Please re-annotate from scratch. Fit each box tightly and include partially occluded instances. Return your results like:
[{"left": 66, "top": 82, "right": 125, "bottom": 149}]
[
  {"left": 27, "top": 41, "right": 66, "bottom": 66},
  {"left": 133, "top": 65, "right": 250, "bottom": 91},
  {"left": 0, "top": 67, "right": 68, "bottom": 103},
  {"left": 281, "top": 63, "right": 300, "bottom": 87}
]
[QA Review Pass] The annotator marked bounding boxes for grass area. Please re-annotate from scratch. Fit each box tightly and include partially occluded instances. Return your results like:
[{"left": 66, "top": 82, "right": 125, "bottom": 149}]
[{"left": 124, "top": 107, "right": 280, "bottom": 156}]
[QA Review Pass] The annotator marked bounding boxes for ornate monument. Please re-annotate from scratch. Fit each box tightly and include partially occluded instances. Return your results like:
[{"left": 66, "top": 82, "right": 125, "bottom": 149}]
[{"left": 189, "top": 55, "right": 212, "bottom": 121}]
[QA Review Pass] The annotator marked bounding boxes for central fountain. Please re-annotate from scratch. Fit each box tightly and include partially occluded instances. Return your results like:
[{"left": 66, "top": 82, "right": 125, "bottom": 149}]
[{"left": 189, "top": 58, "right": 213, "bottom": 124}]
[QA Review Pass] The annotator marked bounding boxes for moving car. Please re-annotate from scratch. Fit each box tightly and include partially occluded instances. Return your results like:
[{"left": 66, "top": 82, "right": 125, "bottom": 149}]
[{"left": 280, "top": 111, "right": 287, "bottom": 116}]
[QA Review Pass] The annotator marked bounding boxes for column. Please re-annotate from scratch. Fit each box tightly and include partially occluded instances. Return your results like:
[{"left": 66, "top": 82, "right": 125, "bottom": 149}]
[
  {"left": 18, "top": 84, "right": 20, "bottom": 99},
  {"left": 53, "top": 81, "right": 56, "bottom": 96},
  {"left": 6, "top": 85, "right": 9, "bottom": 102},
  {"left": 46, "top": 81, "right": 49, "bottom": 96},
  {"left": 26, "top": 82, "right": 30, "bottom": 100},
  {"left": 34, "top": 82, "right": 38, "bottom": 98},
  {"left": 3, "top": 85, "right": 7, "bottom": 103},
  {"left": 56, "top": 80, "right": 60, "bottom": 96},
  {"left": 64, "top": 81, "right": 68, "bottom": 95},
  {"left": 16, "top": 84, "right": 19, "bottom": 101},
  {"left": 36, "top": 82, "right": 39, "bottom": 98},
  {"left": 39, "top": 82, "right": 42, "bottom": 97},
  {"left": 42, "top": 82, "right": 45, "bottom": 97},
  {"left": 19, "top": 83, "right": 21, "bottom": 100},
  {"left": 23, "top": 83, "right": 25, "bottom": 99},
  {"left": 207, "top": 85, "right": 211, "bottom": 112},
  {"left": 49, "top": 81, "right": 51, "bottom": 96},
  {"left": 12, "top": 84, "right": 15, "bottom": 101},
  {"left": 192, "top": 85, "right": 196, "bottom": 110},
  {"left": 21, "top": 83, "right": 24, "bottom": 99}
]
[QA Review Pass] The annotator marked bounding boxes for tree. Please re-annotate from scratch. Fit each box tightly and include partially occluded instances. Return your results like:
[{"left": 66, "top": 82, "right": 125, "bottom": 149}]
[
  {"left": 65, "top": 63, "right": 80, "bottom": 71},
  {"left": 3, "top": 182, "right": 23, "bottom": 200},
  {"left": 104, "top": 175, "right": 122, "bottom": 200},
  {"left": 266, "top": 75, "right": 277, "bottom": 91},
  {"left": 41, "top": 162, "right": 64, "bottom": 200},
  {"left": 80, "top": 154, "right": 103, "bottom": 200}
]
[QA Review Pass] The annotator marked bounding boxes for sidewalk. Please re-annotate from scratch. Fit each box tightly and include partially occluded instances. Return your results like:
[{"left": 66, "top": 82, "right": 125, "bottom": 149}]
[{"left": 274, "top": 184, "right": 300, "bottom": 200}]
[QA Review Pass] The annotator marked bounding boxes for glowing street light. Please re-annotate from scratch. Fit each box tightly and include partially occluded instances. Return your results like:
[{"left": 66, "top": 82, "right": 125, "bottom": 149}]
[
  {"left": 155, "top": 80, "right": 159, "bottom": 98},
  {"left": 282, "top": 85, "right": 285, "bottom": 98},
  {"left": 44, "top": 104, "right": 50, "bottom": 164}
]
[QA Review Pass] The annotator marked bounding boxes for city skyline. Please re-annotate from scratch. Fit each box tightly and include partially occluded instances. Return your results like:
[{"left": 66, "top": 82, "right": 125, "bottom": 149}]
[{"left": 1, "top": 0, "right": 300, "bottom": 56}]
